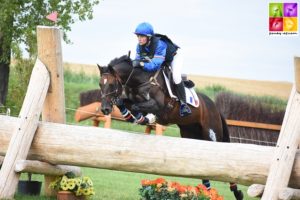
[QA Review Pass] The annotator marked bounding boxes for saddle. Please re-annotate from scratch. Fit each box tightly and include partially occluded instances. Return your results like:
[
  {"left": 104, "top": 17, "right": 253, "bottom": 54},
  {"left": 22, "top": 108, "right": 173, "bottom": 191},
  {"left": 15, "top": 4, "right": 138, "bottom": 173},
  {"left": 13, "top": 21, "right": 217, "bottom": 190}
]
[{"left": 162, "top": 66, "right": 199, "bottom": 108}]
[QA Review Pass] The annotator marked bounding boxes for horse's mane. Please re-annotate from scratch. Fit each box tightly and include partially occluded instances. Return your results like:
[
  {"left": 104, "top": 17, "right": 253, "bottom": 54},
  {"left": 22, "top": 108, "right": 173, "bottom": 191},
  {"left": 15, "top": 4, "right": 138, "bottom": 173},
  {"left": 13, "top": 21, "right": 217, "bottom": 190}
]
[{"left": 108, "top": 55, "right": 131, "bottom": 68}]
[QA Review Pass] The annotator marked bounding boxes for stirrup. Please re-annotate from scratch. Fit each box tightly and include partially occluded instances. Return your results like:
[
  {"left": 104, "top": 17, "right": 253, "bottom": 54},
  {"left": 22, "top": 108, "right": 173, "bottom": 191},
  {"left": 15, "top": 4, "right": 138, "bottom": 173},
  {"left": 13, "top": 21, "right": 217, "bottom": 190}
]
[{"left": 180, "top": 104, "right": 191, "bottom": 117}]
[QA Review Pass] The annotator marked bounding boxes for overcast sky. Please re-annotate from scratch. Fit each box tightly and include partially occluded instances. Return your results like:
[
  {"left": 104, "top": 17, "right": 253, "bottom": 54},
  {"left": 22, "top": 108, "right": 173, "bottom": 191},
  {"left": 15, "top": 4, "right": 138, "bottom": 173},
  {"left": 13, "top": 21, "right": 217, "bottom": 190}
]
[{"left": 61, "top": 0, "right": 300, "bottom": 82}]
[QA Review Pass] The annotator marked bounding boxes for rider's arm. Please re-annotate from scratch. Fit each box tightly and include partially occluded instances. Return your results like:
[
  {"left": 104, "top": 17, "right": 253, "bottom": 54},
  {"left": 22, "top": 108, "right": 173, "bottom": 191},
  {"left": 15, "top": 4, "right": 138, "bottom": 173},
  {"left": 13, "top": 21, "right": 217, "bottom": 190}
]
[{"left": 143, "top": 40, "right": 167, "bottom": 72}]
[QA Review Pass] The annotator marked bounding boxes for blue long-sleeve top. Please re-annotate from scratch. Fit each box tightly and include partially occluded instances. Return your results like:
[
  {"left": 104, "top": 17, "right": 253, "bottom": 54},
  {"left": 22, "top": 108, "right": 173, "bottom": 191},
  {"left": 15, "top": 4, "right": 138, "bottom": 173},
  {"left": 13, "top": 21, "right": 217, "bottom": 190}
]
[{"left": 135, "top": 40, "right": 167, "bottom": 72}]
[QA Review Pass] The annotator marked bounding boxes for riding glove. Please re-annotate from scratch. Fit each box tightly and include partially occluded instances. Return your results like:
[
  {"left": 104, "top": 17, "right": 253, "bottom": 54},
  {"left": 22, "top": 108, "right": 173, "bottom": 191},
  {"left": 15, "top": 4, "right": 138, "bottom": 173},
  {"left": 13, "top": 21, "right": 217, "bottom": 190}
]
[{"left": 132, "top": 60, "right": 144, "bottom": 68}]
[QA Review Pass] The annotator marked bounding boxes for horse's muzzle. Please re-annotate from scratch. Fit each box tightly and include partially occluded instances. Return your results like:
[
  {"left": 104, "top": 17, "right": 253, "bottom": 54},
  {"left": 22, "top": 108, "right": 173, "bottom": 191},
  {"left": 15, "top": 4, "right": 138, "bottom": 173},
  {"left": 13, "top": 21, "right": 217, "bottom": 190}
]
[{"left": 101, "top": 107, "right": 112, "bottom": 115}]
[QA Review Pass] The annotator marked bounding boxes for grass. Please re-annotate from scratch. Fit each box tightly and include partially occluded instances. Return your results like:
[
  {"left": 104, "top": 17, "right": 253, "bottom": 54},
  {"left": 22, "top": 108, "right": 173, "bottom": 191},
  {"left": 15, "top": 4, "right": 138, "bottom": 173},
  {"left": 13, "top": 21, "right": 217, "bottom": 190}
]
[{"left": 5, "top": 65, "right": 283, "bottom": 200}]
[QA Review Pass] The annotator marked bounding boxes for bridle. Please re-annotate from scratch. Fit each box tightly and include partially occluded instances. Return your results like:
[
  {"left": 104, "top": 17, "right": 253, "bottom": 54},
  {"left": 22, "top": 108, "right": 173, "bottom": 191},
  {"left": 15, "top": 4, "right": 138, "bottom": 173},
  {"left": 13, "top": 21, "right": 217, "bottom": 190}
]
[{"left": 100, "top": 73, "right": 122, "bottom": 105}]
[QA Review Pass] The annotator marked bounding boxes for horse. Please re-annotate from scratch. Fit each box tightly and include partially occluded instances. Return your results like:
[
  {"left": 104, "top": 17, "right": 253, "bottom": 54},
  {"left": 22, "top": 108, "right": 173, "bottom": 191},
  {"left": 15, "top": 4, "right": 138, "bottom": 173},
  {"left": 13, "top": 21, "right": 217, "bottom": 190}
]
[{"left": 97, "top": 55, "right": 244, "bottom": 200}]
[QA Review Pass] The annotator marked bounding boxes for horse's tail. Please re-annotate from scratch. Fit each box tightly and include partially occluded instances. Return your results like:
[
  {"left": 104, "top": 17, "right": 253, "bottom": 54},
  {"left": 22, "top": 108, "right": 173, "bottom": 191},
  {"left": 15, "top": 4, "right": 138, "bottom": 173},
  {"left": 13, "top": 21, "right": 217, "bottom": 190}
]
[{"left": 220, "top": 114, "right": 230, "bottom": 143}]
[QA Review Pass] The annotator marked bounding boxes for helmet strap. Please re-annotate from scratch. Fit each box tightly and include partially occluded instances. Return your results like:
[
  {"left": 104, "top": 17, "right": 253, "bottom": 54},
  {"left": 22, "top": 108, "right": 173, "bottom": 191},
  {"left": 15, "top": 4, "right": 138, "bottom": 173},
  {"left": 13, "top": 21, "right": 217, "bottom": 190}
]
[{"left": 146, "top": 36, "right": 152, "bottom": 46}]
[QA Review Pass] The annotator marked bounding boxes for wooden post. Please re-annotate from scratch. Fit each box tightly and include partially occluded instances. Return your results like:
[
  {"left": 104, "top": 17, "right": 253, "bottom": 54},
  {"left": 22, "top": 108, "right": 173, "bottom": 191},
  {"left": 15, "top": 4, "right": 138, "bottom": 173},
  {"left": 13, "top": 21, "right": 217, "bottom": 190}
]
[
  {"left": 103, "top": 115, "right": 111, "bottom": 128},
  {"left": 279, "top": 187, "right": 300, "bottom": 200},
  {"left": 37, "top": 26, "right": 66, "bottom": 197},
  {"left": 0, "top": 59, "right": 49, "bottom": 199},
  {"left": 15, "top": 160, "right": 81, "bottom": 177},
  {"left": 145, "top": 125, "right": 152, "bottom": 134},
  {"left": 155, "top": 124, "right": 165, "bottom": 135},
  {"left": 295, "top": 57, "right": 300, "bottom": 93},
  {"left": 93, "top": 119, "right": 100, "bottom": 127},
  {"left": 248, "top": 184, "right": 300, "bottom": 200},
  {"left": 93, "top": 115, "right": 112, "bottom": 128},
  {"left": 261, "top": 85, "right": 300, "bottom": 199},
  {"left": 145, "top": 124, "right": 165, "bottom": 135}
]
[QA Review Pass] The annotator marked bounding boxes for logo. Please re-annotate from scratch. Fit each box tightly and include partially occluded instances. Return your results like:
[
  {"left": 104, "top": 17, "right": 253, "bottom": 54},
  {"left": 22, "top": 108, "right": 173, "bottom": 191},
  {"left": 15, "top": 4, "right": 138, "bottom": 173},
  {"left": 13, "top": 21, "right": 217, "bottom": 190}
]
[{"left": 269, "top": 2, "right": 298, "bottom": 36}]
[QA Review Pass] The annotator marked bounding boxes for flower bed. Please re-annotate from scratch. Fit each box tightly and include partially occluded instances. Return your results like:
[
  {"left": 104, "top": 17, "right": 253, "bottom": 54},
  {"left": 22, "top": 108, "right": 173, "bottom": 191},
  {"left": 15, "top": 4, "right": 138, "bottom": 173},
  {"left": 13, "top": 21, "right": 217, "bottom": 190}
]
[{"left": 139, "top": 178, "right": 223, "bottom": 200}]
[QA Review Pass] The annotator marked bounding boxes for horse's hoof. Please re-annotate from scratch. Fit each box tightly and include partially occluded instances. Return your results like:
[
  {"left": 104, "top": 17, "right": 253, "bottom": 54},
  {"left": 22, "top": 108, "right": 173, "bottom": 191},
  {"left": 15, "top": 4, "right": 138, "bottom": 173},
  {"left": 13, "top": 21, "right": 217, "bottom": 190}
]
[{"left": 234, "top": 190, "right": 244, "bottom": 200}]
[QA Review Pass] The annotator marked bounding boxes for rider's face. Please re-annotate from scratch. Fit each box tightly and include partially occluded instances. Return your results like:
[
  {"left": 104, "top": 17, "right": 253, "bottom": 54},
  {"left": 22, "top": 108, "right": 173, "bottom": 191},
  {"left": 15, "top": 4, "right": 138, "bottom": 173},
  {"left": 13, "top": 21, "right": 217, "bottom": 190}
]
[{"left": 137, "top": 35, "right": 148, "bottom": 45}]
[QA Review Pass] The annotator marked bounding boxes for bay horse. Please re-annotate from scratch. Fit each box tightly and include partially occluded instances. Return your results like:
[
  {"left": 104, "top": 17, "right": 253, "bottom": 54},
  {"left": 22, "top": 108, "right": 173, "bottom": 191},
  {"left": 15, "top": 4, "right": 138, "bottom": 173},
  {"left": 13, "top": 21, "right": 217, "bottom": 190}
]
[{"left": 97, "top": 55, "right": 243, "bottom": 200}]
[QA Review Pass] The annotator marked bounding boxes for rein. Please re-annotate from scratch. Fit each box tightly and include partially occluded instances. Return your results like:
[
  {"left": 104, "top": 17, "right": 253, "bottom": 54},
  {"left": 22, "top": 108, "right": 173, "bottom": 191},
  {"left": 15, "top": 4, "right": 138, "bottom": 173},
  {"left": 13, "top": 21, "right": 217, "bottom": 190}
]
[{"left": 122, "top": 67, "right": 163, "bottom": 93}]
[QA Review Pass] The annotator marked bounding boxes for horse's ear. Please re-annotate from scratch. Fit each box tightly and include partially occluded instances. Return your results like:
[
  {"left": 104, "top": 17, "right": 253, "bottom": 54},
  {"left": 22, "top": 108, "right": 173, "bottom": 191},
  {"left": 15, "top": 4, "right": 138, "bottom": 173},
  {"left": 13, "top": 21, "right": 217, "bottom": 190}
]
[
  {"left": 97, "top": 64, "right": 103, "bottom": 75},
  {"left": 127, "top": 50, "right": 131, "bottom": 59}
]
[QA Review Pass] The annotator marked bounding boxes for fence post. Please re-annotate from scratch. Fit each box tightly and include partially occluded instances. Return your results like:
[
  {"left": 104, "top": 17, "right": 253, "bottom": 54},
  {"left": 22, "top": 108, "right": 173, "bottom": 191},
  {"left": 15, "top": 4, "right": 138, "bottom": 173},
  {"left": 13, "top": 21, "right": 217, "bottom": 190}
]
[
  {"left": 261, "top": 57, "right": 300, "bottom": 199},
  {"left": 37, "top": 26, "right": 66, "bottom": 197},
  {"left": 295, "top": 57, "right": 300, "bottom": 93},
  {"left": 0, "top": 59, "right": 49, "bottom": 199}
]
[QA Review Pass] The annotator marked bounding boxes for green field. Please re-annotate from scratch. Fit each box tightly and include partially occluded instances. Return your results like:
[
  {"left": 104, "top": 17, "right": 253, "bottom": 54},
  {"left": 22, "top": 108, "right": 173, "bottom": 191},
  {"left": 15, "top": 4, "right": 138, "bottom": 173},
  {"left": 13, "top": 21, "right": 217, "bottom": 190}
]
[{"left": 5, "top": 66, "right": 269, "bottom": 200}]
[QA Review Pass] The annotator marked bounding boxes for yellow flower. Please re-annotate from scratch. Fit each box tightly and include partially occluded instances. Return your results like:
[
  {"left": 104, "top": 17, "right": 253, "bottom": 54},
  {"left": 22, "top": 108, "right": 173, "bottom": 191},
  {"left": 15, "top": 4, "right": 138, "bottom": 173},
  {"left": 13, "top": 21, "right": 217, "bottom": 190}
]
[
  {"left": 75, "top": 189, "right": 83, "bottom": 196},
  {"left": 67, "top": 178, "right": 76, "bottom": 190},
  {"left": 60, "top": 182, "right": 68, "bottom": 191},
  {"left": 83, "top": 176, "right": 90, "bottom": 182},
  {"left": 87, "top": 179, "right": 93, "bottom": 186},
  {"left": 75, "top": 178, "right": 82, "bottom": 186},
  {"left": 60, "top": 176, "right": 68, "bottom": 185}
]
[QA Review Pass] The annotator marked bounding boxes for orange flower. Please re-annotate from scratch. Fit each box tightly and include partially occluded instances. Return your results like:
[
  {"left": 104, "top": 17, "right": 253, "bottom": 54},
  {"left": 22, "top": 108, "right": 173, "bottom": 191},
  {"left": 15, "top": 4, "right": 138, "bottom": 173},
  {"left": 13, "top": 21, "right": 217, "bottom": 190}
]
[
  {"left": 207, "top": 188, "right": 224, "bottom": 200},
  {"left": 141, "top": 179, "right": 155, "bottom": 186},
  {"left": 177, "top": 185, "right": 187, "bottom": 193},
  {"left": 154, "top": 178, "right": 165, "bottom": 184},
  {"left": 186, "top": 186, "right": 199, "bottom": 195},
  {"left": 197, "top": 184, "right": 208, "bottom": 191},
  {"left": 169, "top": 181, "right": 180, "bottom": 189}
]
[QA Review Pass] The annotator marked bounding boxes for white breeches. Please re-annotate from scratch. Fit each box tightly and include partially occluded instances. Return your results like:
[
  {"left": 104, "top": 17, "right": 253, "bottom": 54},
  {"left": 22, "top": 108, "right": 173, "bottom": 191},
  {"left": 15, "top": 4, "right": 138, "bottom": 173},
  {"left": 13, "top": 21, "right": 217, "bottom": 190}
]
[{"left": 171, "top": 49, "right": 184, "bottom": 84}]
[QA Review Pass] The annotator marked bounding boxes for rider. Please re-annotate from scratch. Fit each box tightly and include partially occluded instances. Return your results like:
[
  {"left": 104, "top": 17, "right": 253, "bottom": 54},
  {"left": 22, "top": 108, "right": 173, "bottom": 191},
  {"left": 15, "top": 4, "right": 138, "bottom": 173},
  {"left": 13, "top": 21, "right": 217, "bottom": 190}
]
[{"left": 132, "top": 22, "right": 191, "bottom": 117}]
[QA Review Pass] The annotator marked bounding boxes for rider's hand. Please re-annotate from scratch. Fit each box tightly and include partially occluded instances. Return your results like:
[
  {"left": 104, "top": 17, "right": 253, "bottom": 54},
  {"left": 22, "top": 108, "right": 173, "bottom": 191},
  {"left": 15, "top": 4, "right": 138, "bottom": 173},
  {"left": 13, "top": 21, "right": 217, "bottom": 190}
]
[
  {"left": 132, "top": 60, "right": 144, "bottom": 68},
  {"left": 141, "top": 56, "right": 151, "bottom": 63}
]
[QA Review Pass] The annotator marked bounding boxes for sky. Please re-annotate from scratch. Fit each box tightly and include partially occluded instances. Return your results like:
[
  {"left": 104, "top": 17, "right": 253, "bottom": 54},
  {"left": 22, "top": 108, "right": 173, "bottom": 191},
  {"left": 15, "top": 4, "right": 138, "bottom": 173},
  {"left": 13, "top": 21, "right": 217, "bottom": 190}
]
[{"left": 61, "top": 0, "right": 300, "bottom": 82}]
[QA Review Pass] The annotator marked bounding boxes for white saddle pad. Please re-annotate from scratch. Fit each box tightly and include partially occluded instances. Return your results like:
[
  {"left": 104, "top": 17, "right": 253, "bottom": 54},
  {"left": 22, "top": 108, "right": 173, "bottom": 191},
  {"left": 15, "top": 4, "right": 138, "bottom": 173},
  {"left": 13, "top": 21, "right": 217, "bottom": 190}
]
[{"left": 163, "top": 72, "right": 199, "bottom": 108}]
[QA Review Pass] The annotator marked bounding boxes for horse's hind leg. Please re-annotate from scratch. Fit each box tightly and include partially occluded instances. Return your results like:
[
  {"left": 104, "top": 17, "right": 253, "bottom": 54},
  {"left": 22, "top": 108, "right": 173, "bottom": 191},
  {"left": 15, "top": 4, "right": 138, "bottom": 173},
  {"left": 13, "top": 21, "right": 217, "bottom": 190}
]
[
  {"left": 178, "top": 125, "right": 214, "bottom": 195},
  {"left": 229, "top": 183, "right": 244, "bottom": 200},
  {"left": 203, "top": 128, "right": 244, "bottom": 199}
]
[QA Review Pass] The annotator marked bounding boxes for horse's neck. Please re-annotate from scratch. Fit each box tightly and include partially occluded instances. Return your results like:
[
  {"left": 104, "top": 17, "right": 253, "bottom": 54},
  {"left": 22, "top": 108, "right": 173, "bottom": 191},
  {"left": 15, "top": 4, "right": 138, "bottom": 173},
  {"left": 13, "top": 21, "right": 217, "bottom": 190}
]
[
  {"left": 115, "top": 64, "right": 134, "bottom": 85},
  {"left": 126, "top": 70, "right": 154, "bottom": 87}
]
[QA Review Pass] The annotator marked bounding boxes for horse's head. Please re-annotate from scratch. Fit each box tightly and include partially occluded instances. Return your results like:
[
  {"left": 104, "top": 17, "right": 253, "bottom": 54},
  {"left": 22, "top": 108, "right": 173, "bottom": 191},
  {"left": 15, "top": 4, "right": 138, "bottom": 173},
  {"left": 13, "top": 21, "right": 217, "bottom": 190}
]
[{"left": 97, "top": 64, "right": 122, "bottom": 115}]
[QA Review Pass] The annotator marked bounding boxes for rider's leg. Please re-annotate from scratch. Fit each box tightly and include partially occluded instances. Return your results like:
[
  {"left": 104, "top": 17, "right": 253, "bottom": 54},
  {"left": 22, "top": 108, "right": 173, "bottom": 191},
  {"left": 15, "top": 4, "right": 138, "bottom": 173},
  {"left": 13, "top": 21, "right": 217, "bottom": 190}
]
[{"left": 171, "top": 49, "right": 191, "bottom": 117}]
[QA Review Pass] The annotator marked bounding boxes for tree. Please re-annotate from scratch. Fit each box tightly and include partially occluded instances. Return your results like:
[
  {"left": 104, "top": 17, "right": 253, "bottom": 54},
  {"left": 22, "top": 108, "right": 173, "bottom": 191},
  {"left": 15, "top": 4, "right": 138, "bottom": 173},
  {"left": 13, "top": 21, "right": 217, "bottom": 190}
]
[{"left": 0, "top": 0, "right": 100, "bottom": 105}]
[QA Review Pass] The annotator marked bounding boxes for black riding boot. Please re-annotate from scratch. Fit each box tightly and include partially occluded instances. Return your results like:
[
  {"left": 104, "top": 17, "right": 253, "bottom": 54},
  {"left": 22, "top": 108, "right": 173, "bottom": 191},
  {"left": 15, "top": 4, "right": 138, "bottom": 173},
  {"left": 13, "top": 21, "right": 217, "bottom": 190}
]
[{"left": 175, "top": 81, "right": 191, "bottom": 117}]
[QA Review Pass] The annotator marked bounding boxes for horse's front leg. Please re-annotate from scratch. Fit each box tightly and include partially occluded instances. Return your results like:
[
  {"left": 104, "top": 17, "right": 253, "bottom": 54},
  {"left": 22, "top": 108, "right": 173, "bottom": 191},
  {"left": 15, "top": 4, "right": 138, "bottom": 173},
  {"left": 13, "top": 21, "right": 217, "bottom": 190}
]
[{"left": 131, "top": 99, "right": 160, "bottom": 114}]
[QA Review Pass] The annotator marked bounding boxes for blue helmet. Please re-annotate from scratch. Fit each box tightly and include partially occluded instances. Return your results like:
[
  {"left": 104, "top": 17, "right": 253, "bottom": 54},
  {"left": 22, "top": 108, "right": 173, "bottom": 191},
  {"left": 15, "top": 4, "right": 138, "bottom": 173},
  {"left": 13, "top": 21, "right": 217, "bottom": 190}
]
[{"left": 134, "top": 22, "right": 154, "bottom": 37}]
